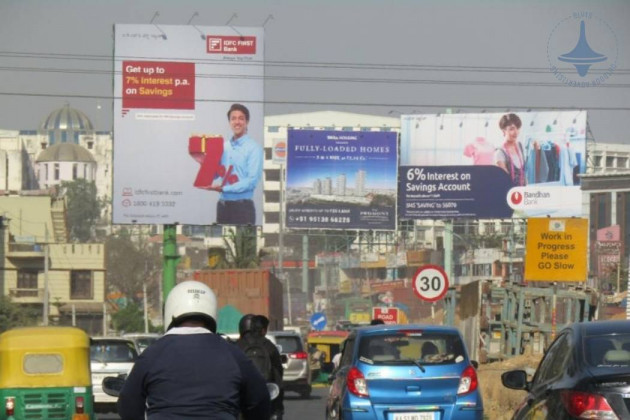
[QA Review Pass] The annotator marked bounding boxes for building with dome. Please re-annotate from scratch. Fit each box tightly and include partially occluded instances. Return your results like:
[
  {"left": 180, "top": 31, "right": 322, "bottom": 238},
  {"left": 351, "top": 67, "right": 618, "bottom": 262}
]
[
  {"left": 39, "top": 104, "right": 95, "bottom": 145},
  {"left": 36, "top": 143, "right": 97, "bottom": 189}
]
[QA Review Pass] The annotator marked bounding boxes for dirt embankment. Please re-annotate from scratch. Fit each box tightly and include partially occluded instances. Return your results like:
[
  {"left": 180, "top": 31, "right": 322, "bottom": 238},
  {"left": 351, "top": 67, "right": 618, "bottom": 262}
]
[{"left": 477, "top": 354, "right": 542, "bottom": 420}]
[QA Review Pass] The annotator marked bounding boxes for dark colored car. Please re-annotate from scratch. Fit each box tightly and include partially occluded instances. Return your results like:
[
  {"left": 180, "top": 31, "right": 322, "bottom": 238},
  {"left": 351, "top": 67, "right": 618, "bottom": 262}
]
[
  {"left": 502, "top": 320, "right": 630, "bottom": 419},
  {"left": 326, "top": 324, "right": 483, "bottom": 420}
]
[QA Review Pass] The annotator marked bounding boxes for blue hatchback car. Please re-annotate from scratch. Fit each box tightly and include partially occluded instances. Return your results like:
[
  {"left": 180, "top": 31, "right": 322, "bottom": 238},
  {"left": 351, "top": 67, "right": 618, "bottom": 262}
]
[{"left": 326, "top": 324, "right": 483, "bottom": 420}]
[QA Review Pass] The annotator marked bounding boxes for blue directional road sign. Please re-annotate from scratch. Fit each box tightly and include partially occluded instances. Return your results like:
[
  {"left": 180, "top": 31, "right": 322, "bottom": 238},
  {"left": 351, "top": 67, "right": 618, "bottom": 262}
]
[{"left": 310, "top": 312, "right": 327, "bottom": 331}]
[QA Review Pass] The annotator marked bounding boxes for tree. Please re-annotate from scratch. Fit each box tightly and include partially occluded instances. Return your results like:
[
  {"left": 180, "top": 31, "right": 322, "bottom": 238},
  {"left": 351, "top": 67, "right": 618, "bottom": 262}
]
[
  {"left": 0, "top": 296, "right": 39, "bottom": 332},
  {"left": 105, "top": 233, "right": 161, "bottom": 302},
  {"left": 61, "top": 179, "right": 103, "bottom": 242},
  {"left": 111, "top": 302, "right": 158, "bottom": 333},
  {"left": 223, "top": 226, "right": 260, "bottom": 268}
]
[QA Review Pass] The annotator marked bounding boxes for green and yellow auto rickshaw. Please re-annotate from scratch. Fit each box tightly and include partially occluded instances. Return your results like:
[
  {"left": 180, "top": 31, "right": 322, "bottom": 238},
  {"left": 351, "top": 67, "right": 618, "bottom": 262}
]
[
  {"left": 306, "top": 330, "right": 349, "bottom": 383},
  {"left": 0, "top": 326, "right": 93, "bottom": 420}
]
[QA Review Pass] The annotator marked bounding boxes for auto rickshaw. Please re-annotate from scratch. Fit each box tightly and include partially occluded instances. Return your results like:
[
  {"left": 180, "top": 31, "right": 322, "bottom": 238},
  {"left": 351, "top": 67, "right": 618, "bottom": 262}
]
[
  {"left": 0, "top": 326, "right": 93, "bottom": 420},
  {"left": 306, "top": 330, "right": 349, "bottom": 383}
]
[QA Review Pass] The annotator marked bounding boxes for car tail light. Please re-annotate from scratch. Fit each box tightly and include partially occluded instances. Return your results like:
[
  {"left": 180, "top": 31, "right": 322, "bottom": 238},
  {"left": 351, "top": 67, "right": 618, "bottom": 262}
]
[
  {"left": 5, "top": 397, "right": 15, "bottom": 416},
  {"left": 457, "top": 365, "right": 478, "bottom": 395},
  {"left": 347, "top": 366, "right": 369, "bottom": 398},
  {"left": 561, "top": 391, "right": 619, "bottom": 419},
  {"left": 75, "top": 396, "right": 84, "bottom": 414},
  {"left": 289, "top": 351, "right": 308, "bottom": 360}
]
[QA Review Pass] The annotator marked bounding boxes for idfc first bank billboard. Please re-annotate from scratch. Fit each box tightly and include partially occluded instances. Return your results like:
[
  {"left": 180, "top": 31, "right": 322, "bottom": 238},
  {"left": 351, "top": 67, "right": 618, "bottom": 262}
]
[
  {"left": 286, "top": 130, "right": 398, "bottom": 230},
  {"left": 113, "top": 25, "right": 264, "bottom": 225},
  {"left": 399, "top": 110, "right": 586, "bottom": 219}
]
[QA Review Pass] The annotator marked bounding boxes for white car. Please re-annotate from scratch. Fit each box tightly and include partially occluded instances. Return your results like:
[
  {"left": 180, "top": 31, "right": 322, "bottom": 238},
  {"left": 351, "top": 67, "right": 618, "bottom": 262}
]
[
  {"left": 122, "top": 332, "right": 161, "bottom": 353},
  {"left": 90, "top": 337, "right": 138, "bottom": 413}
]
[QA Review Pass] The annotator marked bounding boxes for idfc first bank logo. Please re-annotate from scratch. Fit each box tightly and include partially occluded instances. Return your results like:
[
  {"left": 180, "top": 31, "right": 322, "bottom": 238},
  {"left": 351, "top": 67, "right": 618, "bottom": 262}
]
[
  {"left": 206, "top": 36, "right": 256, "bottom": 54},
  {"left": 548, "top": 12, "right": 617, "bottom": 87}
]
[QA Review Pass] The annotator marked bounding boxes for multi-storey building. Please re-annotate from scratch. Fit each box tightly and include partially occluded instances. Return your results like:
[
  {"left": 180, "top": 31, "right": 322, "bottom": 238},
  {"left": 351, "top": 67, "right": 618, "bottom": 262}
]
[
  {"left": 581, "top": 142, "right": 630, "bottom": 287},
  {"left": 0, "top": 194, "right": 106, "bottom": 334}
]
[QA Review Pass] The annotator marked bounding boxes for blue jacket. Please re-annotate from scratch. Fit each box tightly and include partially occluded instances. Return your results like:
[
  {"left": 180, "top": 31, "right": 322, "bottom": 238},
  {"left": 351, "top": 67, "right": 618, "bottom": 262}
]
[{"left": 117, "top": 327, "right": 270, "bottom": 419}]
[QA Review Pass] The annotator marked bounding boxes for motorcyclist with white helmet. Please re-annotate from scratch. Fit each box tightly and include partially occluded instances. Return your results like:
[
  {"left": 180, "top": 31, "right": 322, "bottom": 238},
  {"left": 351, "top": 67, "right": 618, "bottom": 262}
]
[{"left": 117, "top": 280, "right": 271, "bottom": 419}]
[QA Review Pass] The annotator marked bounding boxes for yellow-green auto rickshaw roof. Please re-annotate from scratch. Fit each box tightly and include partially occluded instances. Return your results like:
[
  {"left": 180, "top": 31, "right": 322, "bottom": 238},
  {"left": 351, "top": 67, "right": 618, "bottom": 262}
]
[{"left": 0, "top": 326, "right": 92, "bottom": 388}]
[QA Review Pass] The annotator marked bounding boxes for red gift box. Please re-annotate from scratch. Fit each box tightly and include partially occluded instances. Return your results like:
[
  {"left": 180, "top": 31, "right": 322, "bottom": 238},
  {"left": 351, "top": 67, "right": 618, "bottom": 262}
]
[{"left": 188, "top": 135, "right": 224, "bottom": 187}]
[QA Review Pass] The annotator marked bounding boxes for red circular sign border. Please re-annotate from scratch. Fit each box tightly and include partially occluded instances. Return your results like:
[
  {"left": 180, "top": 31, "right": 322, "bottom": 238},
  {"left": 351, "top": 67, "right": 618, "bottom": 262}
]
[{"left": 412, "top": 264, "right": 450, "bottom": 302}]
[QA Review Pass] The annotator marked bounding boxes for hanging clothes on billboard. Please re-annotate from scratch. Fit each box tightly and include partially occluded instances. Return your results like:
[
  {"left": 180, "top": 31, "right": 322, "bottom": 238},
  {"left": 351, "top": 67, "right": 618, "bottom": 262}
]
[
  {"left": 463, "top": 137, "right": 496, "bottom": 165},
  {"left": 524, "top": 138, "right": 549, "bottom": 184}
]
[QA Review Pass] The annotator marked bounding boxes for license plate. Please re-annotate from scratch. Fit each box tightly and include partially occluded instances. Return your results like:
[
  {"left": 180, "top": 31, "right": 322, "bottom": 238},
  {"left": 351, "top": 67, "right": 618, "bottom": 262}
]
[{"left": 392, "top": 413, "right": 436, "bottom": 420}]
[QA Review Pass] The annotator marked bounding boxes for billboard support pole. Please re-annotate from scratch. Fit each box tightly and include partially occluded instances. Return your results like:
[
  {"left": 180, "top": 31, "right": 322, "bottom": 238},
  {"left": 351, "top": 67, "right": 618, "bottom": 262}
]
[
  {"left": 163, "top": 224, "right": 179, "bottom": 301},
  {"left": 551, "top": 282, "right": 558, "bottom": 340}
]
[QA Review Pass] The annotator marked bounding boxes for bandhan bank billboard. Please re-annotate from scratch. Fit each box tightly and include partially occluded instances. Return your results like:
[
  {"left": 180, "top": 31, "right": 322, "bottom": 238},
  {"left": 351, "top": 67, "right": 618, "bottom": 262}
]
[
  {"left": 399, "top": 111, "right": 586, "bottom": 219},
  {"left": 113, "top": 25, "right": 264, "bottom": 225}
]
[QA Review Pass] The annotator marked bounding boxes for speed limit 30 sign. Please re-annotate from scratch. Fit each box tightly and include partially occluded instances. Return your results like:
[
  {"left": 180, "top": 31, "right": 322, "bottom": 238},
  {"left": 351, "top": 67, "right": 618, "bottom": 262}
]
[{"left": 412, "top": 264, "right": 449, "bottom": 302}]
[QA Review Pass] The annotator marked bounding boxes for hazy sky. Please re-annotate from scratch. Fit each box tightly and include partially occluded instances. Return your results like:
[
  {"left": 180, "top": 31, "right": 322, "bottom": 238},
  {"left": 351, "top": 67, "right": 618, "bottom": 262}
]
[{"left": 1, "top": 0, "right": 628, "bottom": 144}]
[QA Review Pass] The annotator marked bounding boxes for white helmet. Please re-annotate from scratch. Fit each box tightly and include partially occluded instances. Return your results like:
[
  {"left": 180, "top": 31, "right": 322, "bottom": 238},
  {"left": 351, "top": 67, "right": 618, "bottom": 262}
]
[{"left": 164, "top": 281, "right": 218, "bottom": 332}]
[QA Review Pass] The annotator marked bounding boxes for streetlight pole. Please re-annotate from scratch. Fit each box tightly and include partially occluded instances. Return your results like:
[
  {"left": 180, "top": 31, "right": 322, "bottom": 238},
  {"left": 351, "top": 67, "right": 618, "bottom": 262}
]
[{"left": 279, "top": 163, "right": 293, "bottom": 325}]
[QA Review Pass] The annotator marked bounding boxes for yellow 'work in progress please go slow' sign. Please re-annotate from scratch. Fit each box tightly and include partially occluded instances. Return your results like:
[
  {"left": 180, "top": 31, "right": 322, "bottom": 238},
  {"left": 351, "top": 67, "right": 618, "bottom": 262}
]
[{"left": 525, "top": 218, "right": 588, "bottom": 282}]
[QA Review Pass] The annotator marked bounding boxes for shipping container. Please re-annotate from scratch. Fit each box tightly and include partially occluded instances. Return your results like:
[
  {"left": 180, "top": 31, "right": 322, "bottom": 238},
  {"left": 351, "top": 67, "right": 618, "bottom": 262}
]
[{"left": 193, "top": 269, "right": 284, "bottom": 333}]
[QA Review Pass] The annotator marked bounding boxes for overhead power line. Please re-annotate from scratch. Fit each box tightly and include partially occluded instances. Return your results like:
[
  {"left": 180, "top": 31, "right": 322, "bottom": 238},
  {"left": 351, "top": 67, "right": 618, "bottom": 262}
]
[
  {"left": 1, "top": 91, "right": 629, "bottom": 111},
  {"left": 0, "top": 50, "right": 628, "bottom": 75},
  {"left": 0, "top": 65, "right": 628, "bottom": 89}
]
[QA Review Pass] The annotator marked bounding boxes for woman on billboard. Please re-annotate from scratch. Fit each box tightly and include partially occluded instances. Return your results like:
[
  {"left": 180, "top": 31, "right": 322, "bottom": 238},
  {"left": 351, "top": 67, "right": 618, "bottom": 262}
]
[{"left": 494, "top": 113, "right": 527, "bottom": 187}]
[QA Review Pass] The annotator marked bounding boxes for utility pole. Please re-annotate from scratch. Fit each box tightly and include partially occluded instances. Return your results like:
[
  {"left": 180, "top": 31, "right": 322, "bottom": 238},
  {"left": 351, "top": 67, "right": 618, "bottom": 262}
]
[
  {"left": 279, "top": 163, "right": 292, "bottom": 325},
  {"left": 43, "top": 225, "right": 49, "bottom": 326},
  {"left": 302, "top": 235, "right": 309, "bottom": 293},
  {"left": 143, "top": 282, "right": 149, "bottom": 333},
  {"left": 0, "top": 215, "right": 7, "bottom": 297},
  {"left": 444, "top": 220, "right": 455, "bottom": 326}
]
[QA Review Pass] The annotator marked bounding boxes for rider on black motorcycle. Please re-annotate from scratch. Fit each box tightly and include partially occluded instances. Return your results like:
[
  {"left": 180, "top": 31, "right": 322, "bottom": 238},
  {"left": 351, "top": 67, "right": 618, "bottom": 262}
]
[{"left": 117, "top": 280, "right": 271, "bottom": 420}]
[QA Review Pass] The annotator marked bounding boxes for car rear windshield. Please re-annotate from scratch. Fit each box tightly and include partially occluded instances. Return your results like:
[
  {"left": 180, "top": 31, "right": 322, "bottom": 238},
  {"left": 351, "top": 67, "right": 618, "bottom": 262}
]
[
  {"left": 91, "top": 341, "right": 138, "bottom": 363},
  {"left": 275, "top": 336, "right": 302, "bottom": 354},
  {"left": 358, "top": 330, "right": 466, "bottom": 365},
  {"left": 584, "top": 334, "right": 630, "bottom": 368},
  {"left": 135, "top": 337, "right": 159, "bottom": 352}
]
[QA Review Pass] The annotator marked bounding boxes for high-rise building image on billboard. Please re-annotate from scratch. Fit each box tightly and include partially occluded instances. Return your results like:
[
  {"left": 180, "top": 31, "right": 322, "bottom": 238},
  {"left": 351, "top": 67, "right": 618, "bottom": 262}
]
[{"left": 356, "top": 170, "right": 366, "bottom": 196}]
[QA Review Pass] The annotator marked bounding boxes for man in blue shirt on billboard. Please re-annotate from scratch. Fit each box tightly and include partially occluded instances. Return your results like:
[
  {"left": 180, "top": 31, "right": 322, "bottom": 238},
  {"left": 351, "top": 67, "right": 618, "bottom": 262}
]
[{"left": 209, "top": 103, "right": 263, "bottom": 225}]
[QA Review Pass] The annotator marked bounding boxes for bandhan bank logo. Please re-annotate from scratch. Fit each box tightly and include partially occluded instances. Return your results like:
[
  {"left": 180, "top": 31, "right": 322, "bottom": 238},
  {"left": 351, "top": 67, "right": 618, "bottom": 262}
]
[
  {"left": 206, "top": 36, "right": 257, "bottom": 54},
  {"left": 510, "top": 191, "right": 523, "bottom": 205}
]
